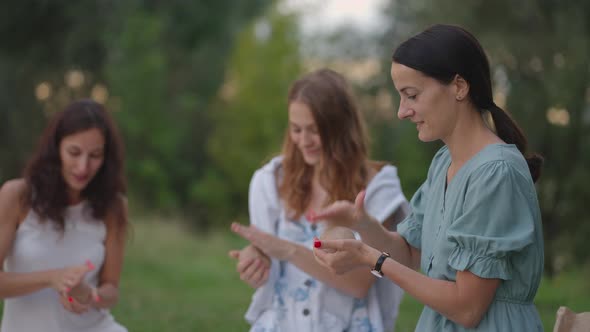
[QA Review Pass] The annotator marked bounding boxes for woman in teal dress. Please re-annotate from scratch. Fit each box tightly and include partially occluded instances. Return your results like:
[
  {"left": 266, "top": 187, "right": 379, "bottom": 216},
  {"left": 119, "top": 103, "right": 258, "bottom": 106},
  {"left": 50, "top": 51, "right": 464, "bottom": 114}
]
[{"left": 311, "top": 24, "right": 545, "bottom": 331}]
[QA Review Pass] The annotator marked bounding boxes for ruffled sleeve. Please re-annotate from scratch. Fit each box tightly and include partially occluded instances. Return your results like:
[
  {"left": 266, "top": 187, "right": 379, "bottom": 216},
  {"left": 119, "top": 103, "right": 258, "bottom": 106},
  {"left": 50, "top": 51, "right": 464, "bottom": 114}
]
[
  {"left": 398, "top": 146, "right": 448, "bottom": 250},
  {"left": 447, "top": 161, "right": 536, "bottom": 280},
  {"left": 364, "top": 164, "right": 409, "bottom": 228}
]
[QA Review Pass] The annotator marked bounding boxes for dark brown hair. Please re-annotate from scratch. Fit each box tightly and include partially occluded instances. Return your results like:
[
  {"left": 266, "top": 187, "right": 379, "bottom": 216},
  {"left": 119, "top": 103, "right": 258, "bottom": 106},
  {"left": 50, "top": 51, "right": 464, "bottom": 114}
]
[
  {"left": 392, "top": 24, "right": 543, "bottom": 182},
  {"left": 23, "top": 99, "right": 127, "bottom": 231},
  {"left": 279, "top": 69, "right": 370, "bottom": 218}
]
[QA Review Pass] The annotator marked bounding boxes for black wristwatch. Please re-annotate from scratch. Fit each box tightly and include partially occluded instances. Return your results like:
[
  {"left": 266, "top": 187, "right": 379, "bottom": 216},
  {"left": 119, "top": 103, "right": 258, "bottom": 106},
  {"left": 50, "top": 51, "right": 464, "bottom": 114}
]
[{"left": 370, "top": 252, "right": 391, "bottom": 278}]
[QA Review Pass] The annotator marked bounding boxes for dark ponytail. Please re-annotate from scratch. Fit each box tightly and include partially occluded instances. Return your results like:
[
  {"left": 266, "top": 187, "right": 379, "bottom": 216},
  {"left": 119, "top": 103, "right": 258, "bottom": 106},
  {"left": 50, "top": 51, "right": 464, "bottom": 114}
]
[
  {"left": 488, "top": 104, "right": 543, "bottom": 182},
  {"left": 393, "top": 24, "right": 543, "bottom": 182}
]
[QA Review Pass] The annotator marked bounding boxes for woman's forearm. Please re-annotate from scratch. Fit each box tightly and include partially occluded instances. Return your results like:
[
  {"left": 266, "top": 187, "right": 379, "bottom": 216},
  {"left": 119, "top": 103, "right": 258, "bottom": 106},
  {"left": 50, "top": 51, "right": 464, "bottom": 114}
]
[
  {"left": 0, "top": 270, "right": 55, "bottom": 299},
  {"left": 92, "top": 283, "right": 119, "bottom": 309},
  {"left": 354, "top": 218, "right": 418, "bottom": 269},
  {"left": 375, "top": 253, "right": 498, "bottom": 328}
]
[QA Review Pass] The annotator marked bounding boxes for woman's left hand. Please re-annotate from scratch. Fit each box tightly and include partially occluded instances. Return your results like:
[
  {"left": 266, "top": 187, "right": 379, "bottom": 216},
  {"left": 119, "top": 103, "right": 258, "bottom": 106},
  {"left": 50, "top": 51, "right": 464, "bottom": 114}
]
[
  {"left": 231, "top": 222, "right": 295, "bottom": 261},
  {"left": 309, "top": 191, "right": 371, "bottom": 231},
  {"left": 313, "top": 238, "right": 380, "bottom": 275}
]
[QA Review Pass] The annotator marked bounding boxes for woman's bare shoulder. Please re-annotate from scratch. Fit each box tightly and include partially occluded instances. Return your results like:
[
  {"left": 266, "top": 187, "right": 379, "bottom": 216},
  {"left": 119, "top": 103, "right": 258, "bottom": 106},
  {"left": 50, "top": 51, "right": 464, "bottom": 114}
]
[
  {"left": 0, "top": 178, "right": 27, "bottom": 203},
  {"left": 0, "top": 178, "right": 28, "bottom": 224}
]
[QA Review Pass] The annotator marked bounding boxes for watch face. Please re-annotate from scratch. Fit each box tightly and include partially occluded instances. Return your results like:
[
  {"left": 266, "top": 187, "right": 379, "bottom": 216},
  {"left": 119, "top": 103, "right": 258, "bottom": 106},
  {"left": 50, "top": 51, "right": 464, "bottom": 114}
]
[{"left": 370, "top": 269, "right": 383, "bottom": 278}]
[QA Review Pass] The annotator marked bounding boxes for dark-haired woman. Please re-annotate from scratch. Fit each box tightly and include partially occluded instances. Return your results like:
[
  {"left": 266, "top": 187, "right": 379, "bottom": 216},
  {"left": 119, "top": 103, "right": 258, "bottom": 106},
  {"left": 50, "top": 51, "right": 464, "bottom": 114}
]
[
  {"left": 0, "top": 99, "right": 128, "bottom": 331},
  {"left": 312, "top": 25, "right": 544, "bottom": 331}
]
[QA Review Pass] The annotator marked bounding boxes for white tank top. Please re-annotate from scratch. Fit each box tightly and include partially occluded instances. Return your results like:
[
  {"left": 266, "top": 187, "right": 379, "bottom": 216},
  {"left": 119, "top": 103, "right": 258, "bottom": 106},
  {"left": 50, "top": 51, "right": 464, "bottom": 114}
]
[{"left": 1, "top": 201, "right": 127, "bottom": 332}]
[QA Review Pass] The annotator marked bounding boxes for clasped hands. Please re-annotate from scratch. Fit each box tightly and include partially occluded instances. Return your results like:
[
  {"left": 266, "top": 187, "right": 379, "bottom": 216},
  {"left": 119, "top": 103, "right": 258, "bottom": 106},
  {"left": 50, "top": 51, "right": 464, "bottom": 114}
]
[{"left": 51, "top": 260, "right": 101, "bottom": 314}]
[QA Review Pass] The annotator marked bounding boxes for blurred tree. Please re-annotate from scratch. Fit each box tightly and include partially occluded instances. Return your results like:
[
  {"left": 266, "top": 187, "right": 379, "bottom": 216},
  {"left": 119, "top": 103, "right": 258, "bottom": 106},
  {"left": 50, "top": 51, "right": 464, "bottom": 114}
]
[
  {"left": 0, "top": 1, "right": 271, "bottom": 226},
  {"left": 201, "top": 5, "right": 301, "bottom": 226},
  {"left": 378, "top": 0, "right": 590, "bottom": 274},
  {"left": 105, "top": 0, "right": 272, "bottom": 219},
  {"left": 0, "top": 1, "right": 109, "bottom": 181}
]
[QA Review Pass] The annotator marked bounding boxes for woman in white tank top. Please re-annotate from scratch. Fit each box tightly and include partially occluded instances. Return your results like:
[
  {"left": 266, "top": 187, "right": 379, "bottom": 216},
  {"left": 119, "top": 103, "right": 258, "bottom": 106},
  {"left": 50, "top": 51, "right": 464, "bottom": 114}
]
[{"left": 0, "top": 99, "right": 128, "bottom": 332}]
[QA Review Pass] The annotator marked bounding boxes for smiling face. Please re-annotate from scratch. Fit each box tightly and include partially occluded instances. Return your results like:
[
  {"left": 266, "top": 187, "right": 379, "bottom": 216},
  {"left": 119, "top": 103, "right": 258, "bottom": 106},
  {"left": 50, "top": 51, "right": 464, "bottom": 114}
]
[
  {"left": 288, "top": 101, "right": 322, "bottom": 166},
  {"left": 391, "top": 62, "right": 459, "bottom": 142},
  {"left": 59, "top": 127, "right": 105, "bottom": 200}
]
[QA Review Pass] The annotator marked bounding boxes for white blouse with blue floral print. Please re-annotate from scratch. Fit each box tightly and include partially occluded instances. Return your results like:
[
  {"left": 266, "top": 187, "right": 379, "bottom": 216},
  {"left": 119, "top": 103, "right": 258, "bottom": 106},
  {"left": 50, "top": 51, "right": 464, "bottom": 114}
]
[{"left": 245, "top": 156, "right": 408, "bottom": 332}]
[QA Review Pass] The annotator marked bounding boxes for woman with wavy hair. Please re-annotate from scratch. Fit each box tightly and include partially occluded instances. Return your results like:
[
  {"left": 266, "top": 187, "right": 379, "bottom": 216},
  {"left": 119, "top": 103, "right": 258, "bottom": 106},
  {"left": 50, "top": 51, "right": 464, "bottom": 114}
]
[
  {"left": 0, "top": 99, "right": 128, "bottom": 332},
  {"left": 230, "top": 68, "right": 409, "bottom": 331}
]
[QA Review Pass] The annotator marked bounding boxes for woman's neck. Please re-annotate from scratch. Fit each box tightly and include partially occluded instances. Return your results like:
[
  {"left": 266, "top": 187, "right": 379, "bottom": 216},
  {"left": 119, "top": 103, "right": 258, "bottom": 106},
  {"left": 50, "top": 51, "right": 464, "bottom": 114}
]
[
  {"left": 67, "top": 190, "right": 83, "bottom": 206},
  {"left": 444, "top": 109, "right": 503, "bottom": 165},
  {"left": 308, "top": 168, "right": 328, "bottom": 212}
]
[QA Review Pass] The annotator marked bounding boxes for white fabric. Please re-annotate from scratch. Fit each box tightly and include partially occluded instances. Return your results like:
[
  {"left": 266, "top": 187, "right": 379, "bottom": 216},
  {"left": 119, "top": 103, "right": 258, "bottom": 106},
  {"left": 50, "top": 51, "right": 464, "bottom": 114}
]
[
  {"left": 245, "top": 156, "right": 408, "bottom": 332},
  {"left": 1, "top": 202, "right": 127, "bottom": 332}
]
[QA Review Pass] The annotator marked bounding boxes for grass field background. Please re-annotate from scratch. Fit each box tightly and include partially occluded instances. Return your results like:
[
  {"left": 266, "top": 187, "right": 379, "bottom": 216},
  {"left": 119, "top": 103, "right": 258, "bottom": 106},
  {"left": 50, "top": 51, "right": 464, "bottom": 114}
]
[{"left": 2, "top": 219, "right": 589, "bottom": 331}]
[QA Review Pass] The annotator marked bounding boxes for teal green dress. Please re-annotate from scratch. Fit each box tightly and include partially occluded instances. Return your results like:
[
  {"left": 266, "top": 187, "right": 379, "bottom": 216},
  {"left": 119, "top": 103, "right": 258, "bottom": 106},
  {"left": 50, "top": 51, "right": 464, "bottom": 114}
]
[{"left": 397, "top": 144, "right": 544, "bottom": 331}]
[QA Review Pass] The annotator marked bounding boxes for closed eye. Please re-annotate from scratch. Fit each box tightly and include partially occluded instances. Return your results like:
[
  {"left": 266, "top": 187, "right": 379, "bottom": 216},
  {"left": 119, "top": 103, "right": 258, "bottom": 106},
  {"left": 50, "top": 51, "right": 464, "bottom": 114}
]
[{"left": 68, "top": 149, "right": 81, "bottom": 157}]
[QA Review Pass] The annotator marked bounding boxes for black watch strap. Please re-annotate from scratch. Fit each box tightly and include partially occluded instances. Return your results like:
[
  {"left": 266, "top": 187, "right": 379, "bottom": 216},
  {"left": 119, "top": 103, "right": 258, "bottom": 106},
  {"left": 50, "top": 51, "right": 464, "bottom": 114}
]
[{"left": 370, "top": 252, "right": 390, "bottom": 278}]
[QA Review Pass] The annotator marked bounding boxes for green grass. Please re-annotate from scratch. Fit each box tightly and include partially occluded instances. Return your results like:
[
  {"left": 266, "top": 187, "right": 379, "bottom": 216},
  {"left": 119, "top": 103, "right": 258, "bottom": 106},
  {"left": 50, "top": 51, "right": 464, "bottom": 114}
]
[{"left": 2, "top": 220, "right": 589, "bottom": 331}]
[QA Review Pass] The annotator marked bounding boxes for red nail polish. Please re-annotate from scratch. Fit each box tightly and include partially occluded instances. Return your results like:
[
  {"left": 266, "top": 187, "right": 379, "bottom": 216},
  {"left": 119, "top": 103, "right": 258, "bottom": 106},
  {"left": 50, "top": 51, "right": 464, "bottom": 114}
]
[
  {"left": 314, "top": 240, "right": 321, "bottom": 248},
  {"left": 86, "top": 260, "right": 95, "bottom": 270},
  {"left": 68, "top": 296, "right": 73, "bottom": 303}
]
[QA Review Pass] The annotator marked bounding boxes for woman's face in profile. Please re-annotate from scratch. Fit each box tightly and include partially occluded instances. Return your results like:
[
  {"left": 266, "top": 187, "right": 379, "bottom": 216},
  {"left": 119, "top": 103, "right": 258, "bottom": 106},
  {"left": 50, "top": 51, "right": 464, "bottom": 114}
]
[
  {"left": 59, "top": 127, "right": 105, "bottom": 197},
  {"left": 391, "top": 62, "right": 458, "bottom": 142},
  {"left": 288, "top": 101, "right": 322, "bottom": 166}
]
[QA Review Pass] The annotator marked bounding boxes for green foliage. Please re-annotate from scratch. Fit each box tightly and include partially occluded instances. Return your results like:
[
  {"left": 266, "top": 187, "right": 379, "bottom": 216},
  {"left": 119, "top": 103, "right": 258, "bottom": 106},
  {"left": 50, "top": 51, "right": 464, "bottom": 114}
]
[
  {"left": 0, "top": 1, "right": 108, "bottom": 181},
  {"left": 104, "top": 1, "right": 273, "bottom": 219},
  {"left": 202, "top": 6, "right": 301, "bottom": 224}
]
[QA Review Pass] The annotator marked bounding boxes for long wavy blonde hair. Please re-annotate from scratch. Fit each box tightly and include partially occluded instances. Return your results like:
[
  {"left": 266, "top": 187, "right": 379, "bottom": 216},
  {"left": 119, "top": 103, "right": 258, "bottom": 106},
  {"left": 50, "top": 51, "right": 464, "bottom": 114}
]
[{"left": 279, "top": 69, "right": 370, "bottom": 219}]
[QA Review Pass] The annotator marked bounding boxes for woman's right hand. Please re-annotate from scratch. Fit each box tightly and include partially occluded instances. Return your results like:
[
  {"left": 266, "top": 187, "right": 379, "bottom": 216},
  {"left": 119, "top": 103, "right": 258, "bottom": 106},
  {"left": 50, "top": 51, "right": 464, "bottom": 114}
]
[
  {"left": 309, "top": 190, "right": 370, "bottom": 230},
  {"left": 50, "top": 263, "right": 93, "bottom": 295},
  {"left": 229, "top": 244, "right": 271, "bottom": 288},
  {"left": 59, "top": 292, "right": 91, "bottom": 314}
]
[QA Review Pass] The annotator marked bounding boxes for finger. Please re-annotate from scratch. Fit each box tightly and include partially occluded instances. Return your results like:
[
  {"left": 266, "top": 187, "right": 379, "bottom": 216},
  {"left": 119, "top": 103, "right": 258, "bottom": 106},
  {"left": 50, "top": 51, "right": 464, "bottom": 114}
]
[
  {"left": 354, "top": 190, "right": 366, "bottom": 213},
  {"left": 91, "top": 287, "right": 101, "bottom": 303},
  {"left": 237, "top": 256, "right": 256, "bottom": 274},
  {"left": 313, "top": 247, "right": 332, "bottom": 269},
  {"left": 232, "top": 223, "right": 268, "bottom": 248},
  {"left": 314, "top": 249, "right": 348, "bottom": 275},
  {"left": 85, "top": 259, "right": 95, "bottom": 271},
  {"left": 313, "top": 239, "right": 348, "bottom": 251},
  {"left": 250, "top": 264, "right": 269, "bottom": 286},
  {"left": 310, "top": 204, "right": 348, "bottom": 222},
  {"left": 61, "top": 296, "right": 75, "bottom": 312},
  {"left": 64, "top": 279, "right": 76, "bottom": 290},
  {"left": 242, "top": 259, "right": 264, "bottom": 281},
  {"left": 72, "top": 301, "right": 89, "bottom": 314},
  {"left": 73, "top": 263, "right": 91, "bottom": 274},
  {"left": 228, "top": 250, "right": 240, "bottom": 259},
  {"left": 231, "top": 222, "right": 254, "bottom": 241},
  {"left": 59, "top": 294, "right": 69, "bottom": 308},
  {"left": 259, "top": 257, "right": 271, "bottom": 269}
]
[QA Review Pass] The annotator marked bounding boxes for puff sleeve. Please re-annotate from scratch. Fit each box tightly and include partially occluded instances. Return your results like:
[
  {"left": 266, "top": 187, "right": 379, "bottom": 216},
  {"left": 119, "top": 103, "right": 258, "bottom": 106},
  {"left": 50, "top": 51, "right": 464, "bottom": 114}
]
[{"left": 446, "top": 161, "right": 537, "bottom": 280}]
